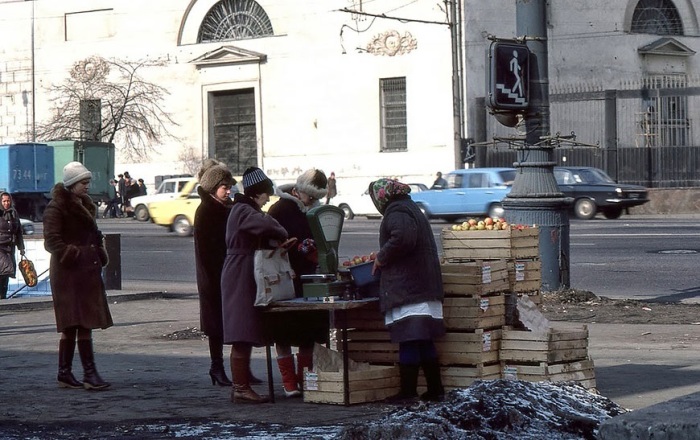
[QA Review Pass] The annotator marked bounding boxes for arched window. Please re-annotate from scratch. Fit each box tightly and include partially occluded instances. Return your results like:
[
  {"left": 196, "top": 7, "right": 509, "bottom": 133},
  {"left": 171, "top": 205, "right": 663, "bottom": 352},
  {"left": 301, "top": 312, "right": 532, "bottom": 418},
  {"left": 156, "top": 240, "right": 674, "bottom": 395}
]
[
  {"left": 631, "top": 0, "right": 684, "bottom": 35},
  {"left": 197, "top": 0, "right": 273, "bottom": 43}
]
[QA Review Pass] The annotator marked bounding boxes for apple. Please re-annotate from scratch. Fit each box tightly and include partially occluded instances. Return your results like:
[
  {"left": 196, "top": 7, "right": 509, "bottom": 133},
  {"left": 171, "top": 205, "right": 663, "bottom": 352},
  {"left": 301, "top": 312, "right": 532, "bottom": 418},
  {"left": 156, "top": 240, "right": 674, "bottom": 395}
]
[
  {"left": 369, "top": 252, "right": 377, "bottom": 261},
  {"left": 467, "top": 219, "right": 477, "bottom": 226},
  {"left": 342, "top": 260, "right": 352, "bottom": 267}
]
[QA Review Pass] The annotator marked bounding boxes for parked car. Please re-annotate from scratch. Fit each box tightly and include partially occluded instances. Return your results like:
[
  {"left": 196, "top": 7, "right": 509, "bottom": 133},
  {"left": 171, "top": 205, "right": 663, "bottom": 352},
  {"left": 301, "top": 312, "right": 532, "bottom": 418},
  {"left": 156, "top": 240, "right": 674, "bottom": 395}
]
[
  {"left": 20, "top": 218, "right": 34, "bottom": 235},
  {"left": 553, "top": 166, "right": 649, "bottom": 220},
  {"left": 409, "top": 168, "right": 516, "bottom": 221},
  {"left": 148, "top": 177, "right": 278, "bottom": 236},
  {"left": 130, "top": 176, "right": 194, "bottom": 222},
  {"left": 332, "top": 182, "right": 429, "bottom": 220}
]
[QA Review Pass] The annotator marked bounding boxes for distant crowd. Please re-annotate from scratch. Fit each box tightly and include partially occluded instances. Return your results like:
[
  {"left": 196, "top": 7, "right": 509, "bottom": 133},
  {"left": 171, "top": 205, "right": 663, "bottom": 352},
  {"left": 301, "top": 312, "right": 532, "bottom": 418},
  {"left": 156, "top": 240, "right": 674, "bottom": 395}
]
[{"left": 102, "top": 171, "right": 147, "bottom": 218}]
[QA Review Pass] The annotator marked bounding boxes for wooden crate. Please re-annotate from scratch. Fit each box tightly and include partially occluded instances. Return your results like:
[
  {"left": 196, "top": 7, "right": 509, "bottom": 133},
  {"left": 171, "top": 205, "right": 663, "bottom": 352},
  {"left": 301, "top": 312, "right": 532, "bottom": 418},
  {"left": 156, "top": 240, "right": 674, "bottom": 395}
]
[
  {"left": 341, "top": 302, "right": 398, "bottom": 364},
  {"left": 418, "top": 363, "right": 501, "bottom": 392},
  {"left": 435, "top": 328, "right": 501, "bottom": 365},
  {"left": 441, "top": 260, "right": 510, "bottom": 295},
  {"left": 507, "top": 259, "right": 542, "bottom": 292},
  {"left": 441, "top": 227, "right": 539, "bottom": 260},
  {"left": 502, "top": 358, "right": 596, "bottom": 389},
  {"left": 500, "top": 326, "right": 589, "bottom": 363},
  {"left": 443, "top": 294, "right": 505, "bottom": 331},
  {"left": 303, "top": 365, "right": 400, "bottom": 405}
]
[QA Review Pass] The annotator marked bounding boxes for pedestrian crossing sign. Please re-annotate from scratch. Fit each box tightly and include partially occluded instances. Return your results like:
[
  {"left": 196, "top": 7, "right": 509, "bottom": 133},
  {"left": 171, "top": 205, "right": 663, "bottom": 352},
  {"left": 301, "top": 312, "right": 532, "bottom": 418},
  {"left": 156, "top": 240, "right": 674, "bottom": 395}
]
[{"left": 487, "top": 40, "right": 530, "bottom": 110}]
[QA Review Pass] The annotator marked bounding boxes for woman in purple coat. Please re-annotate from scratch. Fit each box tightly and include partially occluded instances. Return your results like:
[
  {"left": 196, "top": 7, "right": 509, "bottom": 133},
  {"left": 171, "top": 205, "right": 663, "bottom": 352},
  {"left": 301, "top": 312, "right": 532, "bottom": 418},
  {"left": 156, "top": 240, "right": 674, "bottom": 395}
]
[{"left": 220, "top": 167, "right": 288, "bottom": 404}]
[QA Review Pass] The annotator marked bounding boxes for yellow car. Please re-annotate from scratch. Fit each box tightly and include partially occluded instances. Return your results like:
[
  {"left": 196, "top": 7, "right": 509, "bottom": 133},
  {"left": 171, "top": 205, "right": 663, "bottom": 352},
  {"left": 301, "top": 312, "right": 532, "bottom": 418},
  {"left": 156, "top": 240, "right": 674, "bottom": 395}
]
[{"left": 148, "top": 177, "right": 278, "bottom": 237}]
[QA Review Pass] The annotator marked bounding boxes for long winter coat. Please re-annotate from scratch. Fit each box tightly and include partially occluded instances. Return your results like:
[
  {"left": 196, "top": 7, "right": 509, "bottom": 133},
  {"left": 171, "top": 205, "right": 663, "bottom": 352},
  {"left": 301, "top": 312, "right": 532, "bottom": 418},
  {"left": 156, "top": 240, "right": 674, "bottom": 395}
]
[
  {"left": 376, "top": 196, "right": 445, "bottom": 342},
  {"left": 266, "top": 190, "right": 330, "bottom": 346},
  {"left": 193, "top": 186, "right": 232, "bottom": 338},
  {"left": 0, "top": 206, "right": 25, "bottom": 277},
  {"left": 221, "top": 193, "right": 288, "bottom": 346},
  {"left": 43, "top": 183, "right": 112, "bottom": 332}
]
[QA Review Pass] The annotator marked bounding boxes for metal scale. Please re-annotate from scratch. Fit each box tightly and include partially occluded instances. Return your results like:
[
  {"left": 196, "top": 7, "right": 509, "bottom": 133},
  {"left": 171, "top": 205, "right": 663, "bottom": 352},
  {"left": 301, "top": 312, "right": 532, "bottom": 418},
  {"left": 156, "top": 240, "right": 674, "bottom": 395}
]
[{"left": 301, "top": 205, "right": 351, "bottom": 298}]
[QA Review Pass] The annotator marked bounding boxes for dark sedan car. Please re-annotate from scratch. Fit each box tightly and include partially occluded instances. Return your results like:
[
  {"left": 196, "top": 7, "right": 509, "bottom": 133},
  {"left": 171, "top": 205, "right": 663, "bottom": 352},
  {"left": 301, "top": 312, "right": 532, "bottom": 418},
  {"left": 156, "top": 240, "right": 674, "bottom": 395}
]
[{"left": 553, "top": 166, "right": 649, "bottom": 220}]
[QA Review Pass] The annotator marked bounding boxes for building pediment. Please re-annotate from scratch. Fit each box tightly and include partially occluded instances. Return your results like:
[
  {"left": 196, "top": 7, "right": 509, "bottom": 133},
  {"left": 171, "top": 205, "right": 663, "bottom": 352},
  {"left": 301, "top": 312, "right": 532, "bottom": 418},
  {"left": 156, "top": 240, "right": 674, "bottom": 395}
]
[
  {"left": 638, "top": 38, "right": 696, "bottom": 57},
  {"left": 191, "top": 46, "right": 267, "bottom": 68}
]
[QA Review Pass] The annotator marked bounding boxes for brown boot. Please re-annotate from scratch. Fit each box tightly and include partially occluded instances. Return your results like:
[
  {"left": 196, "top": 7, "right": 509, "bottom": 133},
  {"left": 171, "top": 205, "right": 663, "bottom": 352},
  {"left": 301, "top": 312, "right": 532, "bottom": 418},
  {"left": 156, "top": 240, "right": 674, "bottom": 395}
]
[
  {"left": 277, "top": 355, "right": 301, "bottom": 397},
  {"left": 230, "top": 353, "right": 269, "bottom": 404},
  {"left": 296, "top": 352, "right": 313, "bottom": 391},
  {"left": 78, "top": 339, "right": 111, "bottom": 390}
]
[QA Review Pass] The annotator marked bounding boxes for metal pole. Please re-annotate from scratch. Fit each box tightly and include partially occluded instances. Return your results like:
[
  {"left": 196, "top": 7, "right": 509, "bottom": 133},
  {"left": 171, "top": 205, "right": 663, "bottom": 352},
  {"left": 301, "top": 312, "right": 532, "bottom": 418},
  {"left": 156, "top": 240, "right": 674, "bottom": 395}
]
[{"left": 502, "top": 0, "right": 570, "bottom": 290}]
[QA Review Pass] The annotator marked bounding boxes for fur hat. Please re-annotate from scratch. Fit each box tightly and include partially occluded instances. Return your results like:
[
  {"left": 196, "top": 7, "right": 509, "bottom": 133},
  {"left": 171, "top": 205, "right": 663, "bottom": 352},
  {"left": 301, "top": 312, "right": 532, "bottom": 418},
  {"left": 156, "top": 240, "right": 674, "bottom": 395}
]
[
  {"left": 63, "top": 161, "right": 92, "bottom": 187},
  {"left": 295, "top": 169, "right": 328, "bottom": 200},
  {"left": 242, "top": 167, "right": 274, "bottom": 196},
  {"left": 198, "top": 159, "right": 236, "bottom": 193}
]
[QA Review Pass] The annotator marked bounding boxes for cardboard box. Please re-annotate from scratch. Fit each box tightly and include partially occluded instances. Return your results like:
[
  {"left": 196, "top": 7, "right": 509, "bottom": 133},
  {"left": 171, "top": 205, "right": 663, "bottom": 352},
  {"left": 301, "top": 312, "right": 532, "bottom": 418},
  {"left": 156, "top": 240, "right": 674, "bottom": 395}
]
[
  {"left": 441, "top": 260, "right": 510, "bottom": 295},
  {"left": 303, "top": 365, "right": 400, "bottom": 405},
  {"left": 441, "top": 227, "right": 539, "bottom": 260}
]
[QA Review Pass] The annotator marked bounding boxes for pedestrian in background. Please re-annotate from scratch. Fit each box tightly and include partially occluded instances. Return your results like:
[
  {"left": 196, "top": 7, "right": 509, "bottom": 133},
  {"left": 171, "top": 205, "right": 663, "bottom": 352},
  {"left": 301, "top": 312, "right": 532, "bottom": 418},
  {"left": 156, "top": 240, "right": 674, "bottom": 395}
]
[
  {"left": 431, "top": 171, "right": 448, "bottom": 190},
  {"left": 369, "top": 178, "right": 445, "bottom": 402},
  {"left": 267, "top": 168, "right": 329, "bottom": 397},
  {"left": 102, "top": 179, "right": 122, "bottom": 218},
  {"left": 325, "top": 171, "right": 337, "bottom": 205},
  {"left": 137, "top": 179, "right": 147, "bottom": 196},
  {"left": 117, "top": 173, "right": 127, "bottom": 212},
  {"left": 194, "top": 159, "right": 262, "bottom": 387},
  {"left": 221, "top": 167, "right": 288, "bottom": 404},
  {"left": 44, "top": 162, "right": 112, "bottom": 390},
  {"left": 0, "top": 192, "right": 25, "bottom": 300}
]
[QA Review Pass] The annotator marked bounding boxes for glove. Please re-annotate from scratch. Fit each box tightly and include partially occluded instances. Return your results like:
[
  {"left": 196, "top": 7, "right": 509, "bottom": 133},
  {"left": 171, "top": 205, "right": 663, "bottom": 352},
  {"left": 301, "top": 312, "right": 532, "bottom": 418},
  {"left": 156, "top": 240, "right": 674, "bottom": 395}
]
[{"left": 297, "top": 238, "right": 316, "bottom": 255}]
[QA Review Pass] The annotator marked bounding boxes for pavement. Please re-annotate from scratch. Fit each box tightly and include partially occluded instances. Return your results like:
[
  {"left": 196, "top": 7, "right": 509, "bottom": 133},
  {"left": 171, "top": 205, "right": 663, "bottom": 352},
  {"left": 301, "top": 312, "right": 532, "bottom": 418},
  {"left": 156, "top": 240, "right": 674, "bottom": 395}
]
[{"left": 1, "top": 281, "right": 700, "bottom": 439}]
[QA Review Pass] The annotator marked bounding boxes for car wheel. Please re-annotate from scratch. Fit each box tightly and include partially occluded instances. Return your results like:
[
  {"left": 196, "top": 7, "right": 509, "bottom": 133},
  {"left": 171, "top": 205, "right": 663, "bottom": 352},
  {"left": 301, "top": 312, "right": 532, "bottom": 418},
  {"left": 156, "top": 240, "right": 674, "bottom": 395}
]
[
  {"left": 488, "top": 203, "right": 505, "bottom": 219},
  {"left": 602, "top": 207, "right": 623, "bottom": 219},
  {"left": 574, "top": 199, "right": 597, "bottom": 220},
  {"left": 173, "top": 215, "right": 193, "bottom": 236},
  {"left": 134, "top": 204, "right": 150, "bottom": 222},
  {"left": 340, "top": 204, "right": 354, "bottom": 220}
]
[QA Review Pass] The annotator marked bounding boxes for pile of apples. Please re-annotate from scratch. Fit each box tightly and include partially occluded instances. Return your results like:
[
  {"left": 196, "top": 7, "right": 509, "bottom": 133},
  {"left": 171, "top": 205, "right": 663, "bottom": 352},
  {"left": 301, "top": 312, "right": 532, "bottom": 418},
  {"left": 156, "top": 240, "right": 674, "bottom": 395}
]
[
  {"left": 342, "top": 252, "right": 377, "bottom": 267},
  {"left": 450, "top": 217, "right": 508, "bottom": 231}
]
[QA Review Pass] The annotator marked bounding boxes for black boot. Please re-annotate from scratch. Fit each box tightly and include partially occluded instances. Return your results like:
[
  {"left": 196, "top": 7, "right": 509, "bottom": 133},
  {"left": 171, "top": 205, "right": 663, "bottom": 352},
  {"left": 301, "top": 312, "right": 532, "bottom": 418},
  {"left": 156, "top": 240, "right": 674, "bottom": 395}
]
[
  {"left": 78, "top": 339, "right": 111, "bottom": 390},
  {"left": 57, "top": 339, "right": 83, "bottom": 389},
  {"left": 208, "top": 337, "right": 232, "bottom": 386},
  {"left": 420, "top": 360, "right": 445, "bottom": 402},
  {"left": 385, "top": 364, "right": 419, "bottom": 404}
]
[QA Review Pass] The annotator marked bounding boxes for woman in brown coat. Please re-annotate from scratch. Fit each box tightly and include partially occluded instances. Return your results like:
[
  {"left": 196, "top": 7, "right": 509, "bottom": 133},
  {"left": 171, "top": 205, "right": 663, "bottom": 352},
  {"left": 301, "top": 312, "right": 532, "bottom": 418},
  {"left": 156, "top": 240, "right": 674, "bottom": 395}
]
[
  {"left": 221, "top": 167, "right": 288, "bottom": 403},
  {"left": 44, "top": 162, "right": 112, "bottom": 390}
]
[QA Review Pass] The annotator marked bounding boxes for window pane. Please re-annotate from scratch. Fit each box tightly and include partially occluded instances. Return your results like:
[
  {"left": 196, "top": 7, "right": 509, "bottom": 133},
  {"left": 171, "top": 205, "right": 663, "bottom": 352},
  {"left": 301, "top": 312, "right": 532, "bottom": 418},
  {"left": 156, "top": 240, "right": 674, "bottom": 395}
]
[{"left": 380, "top": 77, "right": 407, "bottom": 152}]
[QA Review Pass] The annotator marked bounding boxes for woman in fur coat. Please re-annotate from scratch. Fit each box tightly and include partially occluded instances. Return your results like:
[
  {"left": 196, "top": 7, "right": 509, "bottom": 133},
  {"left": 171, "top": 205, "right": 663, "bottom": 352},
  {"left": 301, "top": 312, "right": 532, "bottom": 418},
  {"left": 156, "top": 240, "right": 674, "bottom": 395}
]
[{"left": 44, "top": 162, "right": 112, "bottom": 391}]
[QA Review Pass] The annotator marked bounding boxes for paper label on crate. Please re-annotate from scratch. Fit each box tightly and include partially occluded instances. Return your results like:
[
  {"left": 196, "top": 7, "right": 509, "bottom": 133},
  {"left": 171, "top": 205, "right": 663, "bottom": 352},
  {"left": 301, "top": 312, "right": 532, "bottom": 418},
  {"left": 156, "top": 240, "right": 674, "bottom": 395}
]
[
  {"left": 479, "top": 298, "right": 490, "bottom": 311},
  {"left": 503, "top": 365, "right": 518, "bottom": 380},
  {"left": 482, "top": 331, "right": 492, "bottom": 351},
  {"left": 515, "top": 262, "right": 526, "bottom": 281},
  {"left": 481, "top": 265, "right": 492, "bottom": 284},
  {"left": 304, "top": 371, "right": 319, "bottom": 391}
]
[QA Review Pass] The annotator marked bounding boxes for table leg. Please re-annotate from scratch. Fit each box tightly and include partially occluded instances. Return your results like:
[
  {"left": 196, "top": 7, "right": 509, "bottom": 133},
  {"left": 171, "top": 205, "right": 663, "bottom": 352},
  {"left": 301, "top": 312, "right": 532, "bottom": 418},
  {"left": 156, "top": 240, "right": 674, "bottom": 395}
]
[
  {"left": 266, "top": 344, "right": 275, "bottom": 403},
  {"left": 340, "top": 309, "right": 350, "bottom": 406}
]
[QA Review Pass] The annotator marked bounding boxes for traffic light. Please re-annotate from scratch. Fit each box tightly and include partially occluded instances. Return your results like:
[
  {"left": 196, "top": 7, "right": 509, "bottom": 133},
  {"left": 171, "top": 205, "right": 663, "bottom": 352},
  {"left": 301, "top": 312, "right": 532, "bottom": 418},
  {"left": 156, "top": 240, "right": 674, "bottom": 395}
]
[{"left": 487, "top": 41, "right": 530, "bottom": 111}]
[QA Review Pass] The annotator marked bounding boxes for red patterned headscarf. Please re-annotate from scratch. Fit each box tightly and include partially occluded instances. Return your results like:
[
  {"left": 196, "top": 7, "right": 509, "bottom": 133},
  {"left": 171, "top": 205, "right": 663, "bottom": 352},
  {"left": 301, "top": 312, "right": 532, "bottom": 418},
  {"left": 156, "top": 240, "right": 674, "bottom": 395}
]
[{"left": 368, "top": 178, "right": 411, "bottom": 215}]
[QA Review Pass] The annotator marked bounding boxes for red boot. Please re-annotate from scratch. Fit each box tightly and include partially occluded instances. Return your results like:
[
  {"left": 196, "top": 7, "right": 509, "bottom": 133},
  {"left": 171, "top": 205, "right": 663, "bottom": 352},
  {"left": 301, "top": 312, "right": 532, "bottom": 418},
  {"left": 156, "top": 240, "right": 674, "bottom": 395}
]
[{"left": 277, "top": 355, "right": 301, "bottom": 397}]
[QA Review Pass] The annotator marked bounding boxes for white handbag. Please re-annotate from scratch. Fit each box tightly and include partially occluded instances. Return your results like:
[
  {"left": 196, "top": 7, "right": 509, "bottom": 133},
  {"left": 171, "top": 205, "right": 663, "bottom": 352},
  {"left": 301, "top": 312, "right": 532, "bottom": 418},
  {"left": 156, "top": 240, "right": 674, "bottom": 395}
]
[{"left": 253, "top": 241, "right": 297, "bottom": 307}]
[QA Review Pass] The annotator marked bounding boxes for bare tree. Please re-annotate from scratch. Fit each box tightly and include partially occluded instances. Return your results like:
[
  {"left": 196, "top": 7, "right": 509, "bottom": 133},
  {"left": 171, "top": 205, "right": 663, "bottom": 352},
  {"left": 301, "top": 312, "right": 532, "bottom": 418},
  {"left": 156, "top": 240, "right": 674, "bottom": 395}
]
[
  {"left": 177, "top": 146, "right": 203, "bottom": 176},
  {"left": 36, "top": 56, "right": 180, "bottom": 161}
]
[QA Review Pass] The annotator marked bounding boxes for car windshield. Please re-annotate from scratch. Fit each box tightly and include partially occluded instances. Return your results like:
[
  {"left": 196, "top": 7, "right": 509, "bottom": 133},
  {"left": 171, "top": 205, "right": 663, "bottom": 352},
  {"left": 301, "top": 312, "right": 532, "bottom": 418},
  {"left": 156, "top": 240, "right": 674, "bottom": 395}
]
[{"left": 498, "top": 170, "right": 516, "bottom": 186}]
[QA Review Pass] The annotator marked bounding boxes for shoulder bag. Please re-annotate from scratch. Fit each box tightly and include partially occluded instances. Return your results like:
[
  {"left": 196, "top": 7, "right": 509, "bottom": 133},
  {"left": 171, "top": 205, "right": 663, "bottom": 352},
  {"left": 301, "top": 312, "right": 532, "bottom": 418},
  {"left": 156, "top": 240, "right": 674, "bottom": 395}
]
[{"left": 253, "top": 238, "right": 297, "bottom": 307}]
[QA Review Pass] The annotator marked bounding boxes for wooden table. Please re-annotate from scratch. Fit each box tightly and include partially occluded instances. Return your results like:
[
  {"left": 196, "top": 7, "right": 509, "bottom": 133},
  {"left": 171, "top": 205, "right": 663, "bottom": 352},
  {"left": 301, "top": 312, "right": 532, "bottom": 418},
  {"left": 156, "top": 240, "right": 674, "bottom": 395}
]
[{"left": 263, "top": 297, "right": 379, "bottom": 405}]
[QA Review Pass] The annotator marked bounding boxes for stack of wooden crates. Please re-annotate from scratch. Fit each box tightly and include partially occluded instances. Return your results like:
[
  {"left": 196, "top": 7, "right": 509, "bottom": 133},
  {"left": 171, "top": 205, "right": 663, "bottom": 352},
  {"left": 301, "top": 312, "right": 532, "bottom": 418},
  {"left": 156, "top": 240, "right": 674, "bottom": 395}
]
[{"left": 439, "top": 226, "right": 596, "bottom": 391}]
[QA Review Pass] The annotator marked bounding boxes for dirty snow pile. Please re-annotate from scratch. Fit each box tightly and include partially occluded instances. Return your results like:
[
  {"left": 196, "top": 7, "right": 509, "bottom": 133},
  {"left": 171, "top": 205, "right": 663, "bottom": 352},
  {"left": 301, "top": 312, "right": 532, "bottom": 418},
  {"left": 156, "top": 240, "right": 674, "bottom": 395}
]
[{"left": 336, "top": 379, "right": 627, "bottom": 440}]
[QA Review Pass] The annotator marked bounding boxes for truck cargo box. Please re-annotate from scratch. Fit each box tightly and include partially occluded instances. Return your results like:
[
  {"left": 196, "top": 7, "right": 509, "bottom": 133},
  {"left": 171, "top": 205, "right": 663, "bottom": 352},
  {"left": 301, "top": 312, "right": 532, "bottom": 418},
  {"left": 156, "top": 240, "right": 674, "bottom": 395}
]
[
  {"left": 0, "top": 143, "right": 54, "bottom": 193},
  {"left": 46, "top": 140, "right": 115, "bottom": 203}
]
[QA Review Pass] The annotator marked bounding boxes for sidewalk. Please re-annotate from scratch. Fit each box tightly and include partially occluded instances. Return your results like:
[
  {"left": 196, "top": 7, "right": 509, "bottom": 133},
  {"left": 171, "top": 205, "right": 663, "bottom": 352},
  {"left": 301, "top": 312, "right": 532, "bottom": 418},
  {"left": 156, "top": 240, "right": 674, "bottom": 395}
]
[{"left": 2, "top": 284, "right": 700, "bottom": 438}]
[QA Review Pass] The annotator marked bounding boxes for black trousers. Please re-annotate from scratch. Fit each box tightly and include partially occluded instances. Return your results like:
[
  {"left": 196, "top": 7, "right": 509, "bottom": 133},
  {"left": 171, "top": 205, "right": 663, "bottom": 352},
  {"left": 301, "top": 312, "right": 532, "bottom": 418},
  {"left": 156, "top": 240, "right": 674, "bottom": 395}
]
[{"left": 0, "top": 275, "right": 9, "bottom": 299}]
